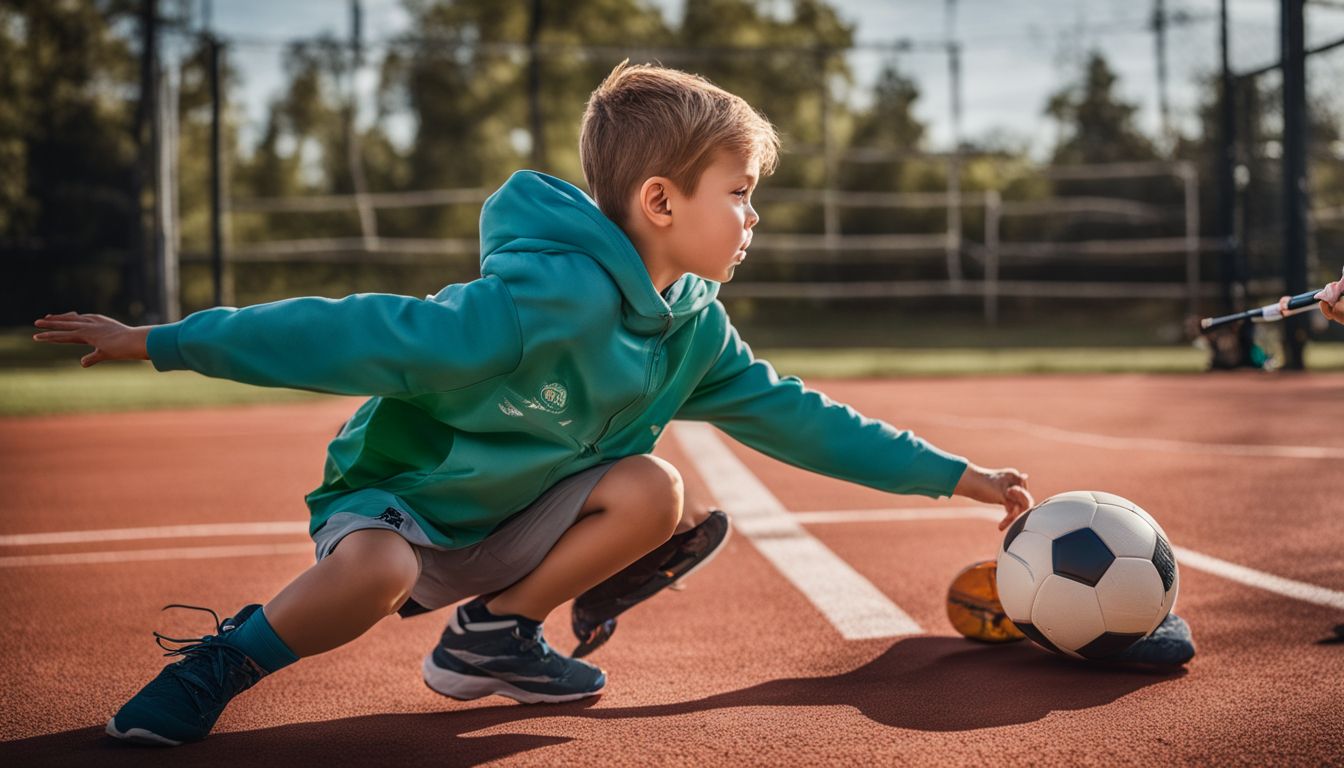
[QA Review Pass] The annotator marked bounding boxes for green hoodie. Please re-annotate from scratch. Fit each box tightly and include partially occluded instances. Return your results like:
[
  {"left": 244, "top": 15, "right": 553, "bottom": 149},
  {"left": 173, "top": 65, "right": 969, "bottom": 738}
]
[{"left": 147, "top": 171, "right": 967, "bottom": 548}]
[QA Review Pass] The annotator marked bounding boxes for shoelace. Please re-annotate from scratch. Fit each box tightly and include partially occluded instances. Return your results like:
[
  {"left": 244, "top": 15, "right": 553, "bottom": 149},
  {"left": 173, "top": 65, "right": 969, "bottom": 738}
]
[
  {"left": 152, "top": 604, "right": 262, "bottom": 712},
  {"left": 512, "top": 624, "right": 552, "bottom": 659}
]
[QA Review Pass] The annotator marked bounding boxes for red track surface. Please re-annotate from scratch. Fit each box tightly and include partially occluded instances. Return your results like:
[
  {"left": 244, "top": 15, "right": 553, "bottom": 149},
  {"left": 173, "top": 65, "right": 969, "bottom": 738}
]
[{"left": 2, "top": 374, "right": 1342, "bottom": 766}]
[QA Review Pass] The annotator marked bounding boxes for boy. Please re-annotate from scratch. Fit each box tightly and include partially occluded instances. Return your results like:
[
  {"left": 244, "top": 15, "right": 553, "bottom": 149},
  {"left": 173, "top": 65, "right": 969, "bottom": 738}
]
[{"left": 34, "top": 63, "right": 1033, "bottom": 746}]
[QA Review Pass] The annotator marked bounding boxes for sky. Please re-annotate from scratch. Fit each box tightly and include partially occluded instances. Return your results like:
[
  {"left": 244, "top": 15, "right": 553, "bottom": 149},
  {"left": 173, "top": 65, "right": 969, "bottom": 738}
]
[{"left": 197, "top": 0, "right": 1344, "bottom": 158}]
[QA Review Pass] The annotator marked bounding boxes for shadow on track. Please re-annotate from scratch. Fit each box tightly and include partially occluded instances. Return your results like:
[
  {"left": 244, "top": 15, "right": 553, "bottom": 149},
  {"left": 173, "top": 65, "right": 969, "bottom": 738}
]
[
  {"left": 0, "top": 636, "right": 1181, "bottom": 767},
  {"left": 575, "top": 636, "right": 1184, "bottom": 732}
]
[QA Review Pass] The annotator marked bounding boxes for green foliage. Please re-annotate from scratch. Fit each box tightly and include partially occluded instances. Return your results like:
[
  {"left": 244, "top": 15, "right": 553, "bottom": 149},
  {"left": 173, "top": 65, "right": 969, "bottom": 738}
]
[
  {"left": 1045, "top": 52, "right": 1158, "bottom": 166},
  {"left": 8, "top": 1, "right": 1344, "bottom": 326},
  {"left": 0, "top": 0, "right": 141, "bottom": 322}
]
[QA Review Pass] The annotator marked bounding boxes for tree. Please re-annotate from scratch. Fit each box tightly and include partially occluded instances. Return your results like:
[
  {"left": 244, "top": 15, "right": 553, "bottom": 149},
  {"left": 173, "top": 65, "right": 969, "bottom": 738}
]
[
  {"left": 0, "top": 0, "right": 141, "bottom": 322},
  {"left": 1045, "top": 52, "right": 1158, "bottom": 166}
]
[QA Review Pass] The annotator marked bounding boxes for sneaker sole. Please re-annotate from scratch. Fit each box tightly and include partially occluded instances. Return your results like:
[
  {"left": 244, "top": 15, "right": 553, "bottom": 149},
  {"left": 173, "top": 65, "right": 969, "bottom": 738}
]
[
  {"left": 671, "top": 513, "right": 732, "bottom": 584},
  {"left": 105, "top": 717, "right": 183, "bottom": 747},
  {"left": 421, "top": 653, "right": 603, "bottom": 704}
]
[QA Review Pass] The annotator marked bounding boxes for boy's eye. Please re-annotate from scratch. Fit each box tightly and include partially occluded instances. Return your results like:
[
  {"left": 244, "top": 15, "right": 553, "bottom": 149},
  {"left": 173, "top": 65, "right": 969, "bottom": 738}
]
[{"left": 733, "top": 189, "right": 748, "bottom": 199}]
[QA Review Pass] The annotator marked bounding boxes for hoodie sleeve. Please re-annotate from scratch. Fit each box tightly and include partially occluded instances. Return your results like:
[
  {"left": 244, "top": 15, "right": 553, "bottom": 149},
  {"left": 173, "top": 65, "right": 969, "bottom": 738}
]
[
  {"left": 145, "top": 276, "right": 522, "bottom": 397},
  {"left": 674, "top": 320, "right": 967, "bottom": 498}
]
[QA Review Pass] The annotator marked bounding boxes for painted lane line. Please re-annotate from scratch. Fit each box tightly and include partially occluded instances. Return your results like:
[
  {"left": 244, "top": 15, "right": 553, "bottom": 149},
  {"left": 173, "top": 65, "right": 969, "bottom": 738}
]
[
  {"left": 1172, "top": 546, "right": 1344, "bottom": 612},
  {"left": 788, "top": 506, "right": 1344, "bottom": 613},
  {"left": 0, "top": 522, "right": 309, "bottom": 547},
  {"left": 792, "top": 507, "right": 1000, "bottom": 524},
  {"left": 917, "top": 414, "right": 1344, "bottom": 461},
  {"left": 672, "top": 421, "right": 922, "bottom": 639},
  {"left": 0, "top": 543, "right": 313, "bottom": 568}
]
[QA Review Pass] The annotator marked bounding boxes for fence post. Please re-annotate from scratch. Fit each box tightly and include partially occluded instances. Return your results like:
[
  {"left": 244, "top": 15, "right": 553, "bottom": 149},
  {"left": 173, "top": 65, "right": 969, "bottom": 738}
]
[
  {"left": 1181, "top": 161, "right": 1200, "bottom": 319},
  {"left": 984, "top": 189, "right": 1001, "bottom": 325},
  {"left": 818, "top": 49, "right": 839, "bottom": 254}
]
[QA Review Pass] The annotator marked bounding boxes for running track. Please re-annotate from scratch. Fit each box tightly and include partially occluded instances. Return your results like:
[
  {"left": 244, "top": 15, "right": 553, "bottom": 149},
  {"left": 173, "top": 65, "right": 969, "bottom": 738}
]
[{"left": 1, "top": 374, "right": 1342, "bottom": 765}]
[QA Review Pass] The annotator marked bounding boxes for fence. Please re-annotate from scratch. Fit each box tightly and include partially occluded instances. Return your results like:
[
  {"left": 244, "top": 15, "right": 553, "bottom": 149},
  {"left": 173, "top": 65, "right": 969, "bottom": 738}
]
[{"left": 204, "top": 158, "right": 1219, "bottom": 327}]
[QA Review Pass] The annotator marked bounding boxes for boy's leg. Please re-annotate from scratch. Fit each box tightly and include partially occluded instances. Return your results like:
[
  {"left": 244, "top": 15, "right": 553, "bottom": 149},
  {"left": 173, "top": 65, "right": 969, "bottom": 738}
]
[
  {"left": 570, "top": 486, "right": 731, "bottom": 657},
  {"left": 108, "top": 529, "right": 420, "bottom": 745},
  {"left": 264, "top": 528, "right": 420, "bottom": 655},
  {"left": 424, "top": 455, "right": 683, "bottom": 703},
  {"left": 486, "top": 454, "right": 683, "bottom": 620}
]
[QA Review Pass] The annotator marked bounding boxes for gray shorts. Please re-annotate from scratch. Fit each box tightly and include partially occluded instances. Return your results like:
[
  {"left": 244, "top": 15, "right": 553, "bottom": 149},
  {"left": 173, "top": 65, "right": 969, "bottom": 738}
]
[{"left": 311, "top": 462, "right": 617, "bottom": 615}]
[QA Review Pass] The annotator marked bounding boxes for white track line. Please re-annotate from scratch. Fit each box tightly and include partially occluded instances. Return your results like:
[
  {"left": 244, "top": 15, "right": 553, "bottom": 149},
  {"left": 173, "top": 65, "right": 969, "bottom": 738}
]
[
  {"left": 791, "top": 507, "right": 1344, "bottom": 612},
  {"left": 1172, "top": 546, "right": 1344, "bottom": 611},
  {"left": 792, "top": 507, "right": 1000, "bottom": 524},
  {"left": 672, "top": 422, "right": 922, "bottom": 639},
  {"left": 0, "top": 543, "right": 312, "bottom": 568},
  {"left": 918, "top": 414, "right": 1344, "bottom": 461},
  {"left": 0, "top": 522, "right": 308, "bottom": 546}
]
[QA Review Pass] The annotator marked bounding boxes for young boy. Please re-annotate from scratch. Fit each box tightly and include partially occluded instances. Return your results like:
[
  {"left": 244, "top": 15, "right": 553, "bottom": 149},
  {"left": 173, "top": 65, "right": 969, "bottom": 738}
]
[{"left": 33, "top": 63, "right": 1034, "bottom": 747}]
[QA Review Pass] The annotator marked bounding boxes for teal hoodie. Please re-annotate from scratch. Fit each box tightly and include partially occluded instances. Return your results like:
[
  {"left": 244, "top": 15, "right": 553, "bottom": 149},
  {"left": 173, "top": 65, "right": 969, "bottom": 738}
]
[{"left": 147, "top": 171, "right": 967, "bottom": 548}]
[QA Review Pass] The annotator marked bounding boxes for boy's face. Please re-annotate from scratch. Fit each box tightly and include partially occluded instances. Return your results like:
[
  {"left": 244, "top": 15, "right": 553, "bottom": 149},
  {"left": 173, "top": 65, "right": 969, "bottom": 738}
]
[{"left": 664, "top": 152, "right": 760, "bottom": 284}]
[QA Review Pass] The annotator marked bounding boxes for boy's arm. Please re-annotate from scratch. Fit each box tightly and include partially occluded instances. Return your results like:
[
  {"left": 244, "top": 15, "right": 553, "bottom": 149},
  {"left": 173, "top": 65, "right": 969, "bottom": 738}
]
[
  {"left": 675, "top": 321, "right": 1031, "bottom": 528},
  {"left": 32, "top": 278, "right": 523, "bottom": 397}
]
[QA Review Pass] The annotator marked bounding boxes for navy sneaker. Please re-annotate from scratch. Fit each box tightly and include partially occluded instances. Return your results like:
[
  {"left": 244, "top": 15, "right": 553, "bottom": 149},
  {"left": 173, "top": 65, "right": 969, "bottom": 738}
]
[
  {"left": 423, "top": 600, "right": 605, "bottom": 704},
  {"left": 571, "top": 509, "right": 731, "bottom": 658},
  {"left": 106, "top": 604, "right": 267, "bottom": 746},
  {"left": 1106, "top": 613, "right": 1196, "bottom": 668}
]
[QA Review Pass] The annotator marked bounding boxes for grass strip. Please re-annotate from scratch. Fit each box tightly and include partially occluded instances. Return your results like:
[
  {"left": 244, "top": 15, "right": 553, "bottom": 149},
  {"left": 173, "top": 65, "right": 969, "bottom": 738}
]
[{"left": 3, "top": 345, "right": 1342, "bottom": 417}]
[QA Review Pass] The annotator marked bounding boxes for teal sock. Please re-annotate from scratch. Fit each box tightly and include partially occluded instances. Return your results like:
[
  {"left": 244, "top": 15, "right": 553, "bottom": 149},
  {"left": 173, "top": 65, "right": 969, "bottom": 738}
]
[{"left": 228, "top": 606, "right": 299, "bottom": 674}]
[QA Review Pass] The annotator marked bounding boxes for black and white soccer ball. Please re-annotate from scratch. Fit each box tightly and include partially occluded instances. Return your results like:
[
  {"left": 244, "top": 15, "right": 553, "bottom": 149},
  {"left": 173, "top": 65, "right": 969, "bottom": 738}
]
[{"left": 995, "top": 491, "right": 1179, "bottom": 659}]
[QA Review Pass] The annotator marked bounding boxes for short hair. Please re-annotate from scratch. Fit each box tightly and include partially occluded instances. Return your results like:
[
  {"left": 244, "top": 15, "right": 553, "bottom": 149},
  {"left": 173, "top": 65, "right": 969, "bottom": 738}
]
[{"left": 579, "top": 61, "right": 780, "bottom": 226}]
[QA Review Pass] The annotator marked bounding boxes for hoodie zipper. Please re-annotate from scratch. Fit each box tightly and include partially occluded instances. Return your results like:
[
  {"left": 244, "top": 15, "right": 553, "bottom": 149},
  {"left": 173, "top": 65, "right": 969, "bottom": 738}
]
[{"left": 582, "top": 313, "right": 674, "bottom": 458}]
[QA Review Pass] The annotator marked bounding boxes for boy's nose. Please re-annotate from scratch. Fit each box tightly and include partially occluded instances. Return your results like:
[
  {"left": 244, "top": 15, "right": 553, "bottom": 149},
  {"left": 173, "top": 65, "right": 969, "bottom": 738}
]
[{"left": 746, "top": 203, "right": 760, "bottom": 229}]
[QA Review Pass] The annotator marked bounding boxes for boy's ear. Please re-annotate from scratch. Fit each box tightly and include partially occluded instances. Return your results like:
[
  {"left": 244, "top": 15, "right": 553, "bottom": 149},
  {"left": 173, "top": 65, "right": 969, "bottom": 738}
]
[{"left": 636, "top": 176, "right": 675, "bottom": 229}]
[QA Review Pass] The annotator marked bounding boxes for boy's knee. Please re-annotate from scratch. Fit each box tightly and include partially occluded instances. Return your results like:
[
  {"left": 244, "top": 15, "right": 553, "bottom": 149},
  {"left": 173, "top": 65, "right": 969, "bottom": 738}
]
[
  {"left": 599, "top": 455, "right": 684, "bottom": 535},
  {"left": 331, "top": 528, "right": 419, "bottom": 604}
]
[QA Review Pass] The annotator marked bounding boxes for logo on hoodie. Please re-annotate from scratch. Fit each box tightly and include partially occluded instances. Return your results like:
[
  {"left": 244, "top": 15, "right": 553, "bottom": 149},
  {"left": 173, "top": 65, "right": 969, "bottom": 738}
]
[{"left": 538, "top": 382, "right": 568, "bottom": 413}]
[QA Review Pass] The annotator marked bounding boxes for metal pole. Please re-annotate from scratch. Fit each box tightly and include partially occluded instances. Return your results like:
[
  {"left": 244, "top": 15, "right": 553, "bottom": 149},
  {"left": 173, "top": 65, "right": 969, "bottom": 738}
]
[
  {"left": 1152, "top": 0, "right": 1171, "bottom": 143},
  {"left": 147, "top": 0, "right": 163, "bottom": 323},
  {"left": 984, "top": 189, "right": 1000, "bottom": 325},
  {"left": 129, "top": 0, "right": 158, "bottom": 322},
  {"left": 158, "top": 67, "right": 180, "bottom": 321},
  {"left": 819, "top": 49, "right": 839, "bottom": 252},
  {"left": 1182, "top": 162, "right": 1200, "bottom": 320},
  {"left": 1217, "top": 0, "right": 1239, "bottom": 310},
  {"left": 944, "top": 0, "right": 963, "bottom": 286},
  {"left": 347, "top": 0, "right": 377, "bottom": 251},
  {"left": 1280, "top": 0, "right": 1309, "bottom": 370},
  {"left": 208, "top": 34, "right": 224, "bottom": 307},
  {"left": 527, "top": 0, "right": 547, "bottom": 170}
]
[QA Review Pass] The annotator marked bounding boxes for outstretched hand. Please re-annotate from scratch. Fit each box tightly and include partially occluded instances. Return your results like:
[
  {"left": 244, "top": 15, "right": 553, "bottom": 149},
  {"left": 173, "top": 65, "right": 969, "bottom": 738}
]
[
  {"left": 1279, "top": 266, "right": 1344, "bottom": 325},
  {"left": 1316, "top": 267, "right": 1344, "bottom": 324},
  {"left": 32, "top": 312, "right": 151, "bottom": 367},
  {"left": 953, "top": 464, "right": 1034, "bottom": 531}
]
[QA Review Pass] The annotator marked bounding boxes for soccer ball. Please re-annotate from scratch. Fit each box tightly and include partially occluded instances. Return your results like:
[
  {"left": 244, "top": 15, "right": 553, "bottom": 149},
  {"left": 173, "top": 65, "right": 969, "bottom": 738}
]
[{"left": 996, "top": 491, "right": 1179, "bottom": 659}]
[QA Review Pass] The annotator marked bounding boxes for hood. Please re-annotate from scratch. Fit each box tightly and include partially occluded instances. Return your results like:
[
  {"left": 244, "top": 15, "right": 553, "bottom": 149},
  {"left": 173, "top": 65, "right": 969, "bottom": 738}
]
[{"left": 478, "top": 171, "right": 718, "bottom": 333}]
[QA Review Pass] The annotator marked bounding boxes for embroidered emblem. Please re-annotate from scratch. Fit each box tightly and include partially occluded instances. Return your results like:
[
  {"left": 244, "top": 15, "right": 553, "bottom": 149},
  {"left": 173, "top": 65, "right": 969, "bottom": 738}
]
[
  {"left": 498, "top": 399, "right": 524, "bottom": 417},
  {"left": 649, "top": 424, "right": 662, "bottom": 436},
  {"left": 376, "top": 507, "right": 405, "bottom": 528},
  {"left": 537, "top": 382, "right": 568, "bottom": 413}
]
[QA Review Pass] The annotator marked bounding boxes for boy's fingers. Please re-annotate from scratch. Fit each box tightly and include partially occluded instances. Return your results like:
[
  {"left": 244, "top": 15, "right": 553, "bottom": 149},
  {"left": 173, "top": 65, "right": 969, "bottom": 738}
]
[
  {"left": 80, "top": 350, "right": 103, "bottom": 367},
  {"left": 32, "top": 331, "right": 88, "bottom": 344},
  {"left": 33, "top": 318, "right": 87, "bottom": 330}
]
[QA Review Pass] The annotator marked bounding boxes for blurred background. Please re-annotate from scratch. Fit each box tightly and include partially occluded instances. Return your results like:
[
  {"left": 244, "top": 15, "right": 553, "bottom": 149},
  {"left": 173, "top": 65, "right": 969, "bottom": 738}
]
[{"left": 5, "top": 0, "right": 1344, "bottom": 381}]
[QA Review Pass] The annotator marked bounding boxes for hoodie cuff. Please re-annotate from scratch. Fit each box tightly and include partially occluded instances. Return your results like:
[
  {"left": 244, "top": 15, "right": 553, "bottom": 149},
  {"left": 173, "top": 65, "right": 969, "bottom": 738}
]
[
  {"left": 146, "top": 323, "right": 187, "bottom": 372},
  {"left": 906, "top": 443, "right": 969, "bottom": 499}
]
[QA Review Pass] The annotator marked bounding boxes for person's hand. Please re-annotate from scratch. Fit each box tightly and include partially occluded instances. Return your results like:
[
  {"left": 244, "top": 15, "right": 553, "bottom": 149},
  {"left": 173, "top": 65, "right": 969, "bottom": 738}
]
[
  {"left": 1279, "top": 267, "right": 1344, "bottom": 324},
  {"left": 32, "top": 312, "right": 152, "bottom": 367},
  {"left": 953, "top": 464, "right": 1034, "bottom": 531},
  {"left": 1315, "top": 267, "right": 1344, "bottom": 324}
]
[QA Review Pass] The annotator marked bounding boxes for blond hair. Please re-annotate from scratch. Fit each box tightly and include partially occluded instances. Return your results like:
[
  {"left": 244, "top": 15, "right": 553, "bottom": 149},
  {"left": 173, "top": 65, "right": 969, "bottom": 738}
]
[{"left": 579, "top": 62, "right": 779, "bottom": 225}]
